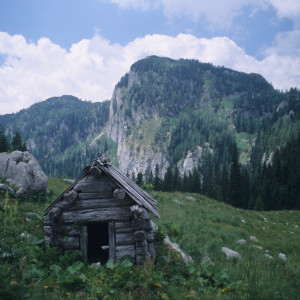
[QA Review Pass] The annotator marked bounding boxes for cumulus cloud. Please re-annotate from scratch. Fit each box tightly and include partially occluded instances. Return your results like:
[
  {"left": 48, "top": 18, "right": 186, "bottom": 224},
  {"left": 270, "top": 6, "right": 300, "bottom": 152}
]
[{"left": 0, "top": 32, "right": 299, "bottom": 114}]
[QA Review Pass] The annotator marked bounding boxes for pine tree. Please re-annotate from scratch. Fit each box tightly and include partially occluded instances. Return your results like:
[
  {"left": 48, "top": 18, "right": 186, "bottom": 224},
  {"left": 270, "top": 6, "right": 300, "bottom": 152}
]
[
  {"left": 0, "top": 125, "right": 9, "bottom": 152},
  {"left": 162, "top": 166, "right": 173, "bottom": 191},
  {"left": 153, "top": 164, "right": 161, "bottom": 191},
  {"left": 11, "top": 131, "right": 25, "bottom": 151},
  {"left": 228, "top": 144, "right": 242, "bottom": 207},
  {"left": 172, "top": 166, "right": 181, "bottom": 191},
  {"left": 136, "top": 172, "right": 143, "bottom": 186}
]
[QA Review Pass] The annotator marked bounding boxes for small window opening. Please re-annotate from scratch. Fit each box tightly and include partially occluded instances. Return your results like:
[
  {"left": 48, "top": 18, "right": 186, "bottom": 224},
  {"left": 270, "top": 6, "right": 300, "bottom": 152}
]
[{"left": 87, "top": 222, "right": 109, "bottom": 264}]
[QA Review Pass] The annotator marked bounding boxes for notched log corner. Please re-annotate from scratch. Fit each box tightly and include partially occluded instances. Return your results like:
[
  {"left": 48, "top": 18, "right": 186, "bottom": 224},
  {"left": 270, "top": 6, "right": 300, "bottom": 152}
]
[
  {"left": 91, "top": 166, "right": 102, "bottom": 178},
  {"left": 64, "top": 190, "right": 78, "bottom": 204},
  {"left": 48, "top": 207, "right": 62, "bottom": 221},
  {"left": 113, "top": 188, "right": 126, "bottom": 200}
]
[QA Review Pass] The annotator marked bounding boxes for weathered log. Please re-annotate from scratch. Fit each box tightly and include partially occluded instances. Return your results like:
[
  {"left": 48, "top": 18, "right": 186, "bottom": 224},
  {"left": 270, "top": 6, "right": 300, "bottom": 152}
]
[
  {"left": 115, "top": 245, "right": 135, "bottom": 260},
  {"left": 64, "top": 198, "right": 134, "bottom": 211},
  {"left": 62, "top": 236, "right": 80, "bottom": 250},
  {"left": 148, "top": 242, "right": 155, "bottom": 257},
  {"left": 134, "top": 231, "right": 146, "bottom": 241},
  {"left": 146, "top": 231, "right": 154, "bottom": 242},
  {"left": 48, "top": 207, "right": 62, "bottom": 221},
  {"left": 136, "top": 240, "right": 148, "bottom": 255},
  {"left": 90, "top": 166, "right": 102, "bottom": 178},
  {"left": 116, "top": 232, "right": 134, "bottom": 246},
  {"left": 115, "top": 221, "right": 134, "bottom": 233},
  {"left": 115, "top": 221, "right": 132, "bottom": 230},
  {"left": 61, "top": 207, "right": 130, "bottom": 224},
  {"left": 113, "top": 188, "right": 126, "bottom": 200},
  {"left": 131, "top": 217, "right": 146, "bottom": 230},
  {"left": 130, "top": 205, "right": 143, "bottom": 219},
  {"left": 80, "top": 226, "right": 88, "bottom": 261},
  {"left": 109, "top": 222, "right": 115, "bottom": 261},
  {"left": 62, "top": 225, "right": 80, "bottom": 236},
  {"left": 74, "top": 182, "right": 112, "bottom": 193},
  {"left": 145, "top": 220, "right": 153, "bottom": 231},
  {"left": 78, "top": 192, "right": 113, "bottom": 199},
  {"left": 64, "top": 190, "right": 78, "bottom": 204}
]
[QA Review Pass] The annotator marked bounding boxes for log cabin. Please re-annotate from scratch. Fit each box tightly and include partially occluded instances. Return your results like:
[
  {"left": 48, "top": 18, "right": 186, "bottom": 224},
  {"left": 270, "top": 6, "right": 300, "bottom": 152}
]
[{"left": 43, "top": 155, "right": 159, "bottom": 265}]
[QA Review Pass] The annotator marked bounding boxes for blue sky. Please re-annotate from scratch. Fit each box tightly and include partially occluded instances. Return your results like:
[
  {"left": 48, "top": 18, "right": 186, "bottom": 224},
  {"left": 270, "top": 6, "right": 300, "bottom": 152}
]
[{"left": 0, "top": 0, "right": 300, "bottom": 114}]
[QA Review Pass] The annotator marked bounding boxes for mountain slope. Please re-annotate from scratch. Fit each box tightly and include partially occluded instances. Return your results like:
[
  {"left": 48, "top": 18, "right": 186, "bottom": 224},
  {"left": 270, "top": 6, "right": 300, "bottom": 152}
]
[
  {"left": 0, "top": 95, "right": 113, "bottom": 176},
  {"left": 106, "top": 56, "right": 285, "bottom": 177}
]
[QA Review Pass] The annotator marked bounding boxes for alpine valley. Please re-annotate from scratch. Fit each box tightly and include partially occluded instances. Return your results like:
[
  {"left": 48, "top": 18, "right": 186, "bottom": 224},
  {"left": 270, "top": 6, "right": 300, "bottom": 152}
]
[{"left": 1, "top": 56, "right": 300, "bottom": 210}]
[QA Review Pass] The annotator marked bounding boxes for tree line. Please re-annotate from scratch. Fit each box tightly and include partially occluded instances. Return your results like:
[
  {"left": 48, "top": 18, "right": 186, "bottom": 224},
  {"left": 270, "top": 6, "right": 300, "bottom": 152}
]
[
  {"left": 133, "top": 140, "right": 299, "bottom": 211},
  {"left": 0, "top": 124, "right": 27, "bottom": 153}
]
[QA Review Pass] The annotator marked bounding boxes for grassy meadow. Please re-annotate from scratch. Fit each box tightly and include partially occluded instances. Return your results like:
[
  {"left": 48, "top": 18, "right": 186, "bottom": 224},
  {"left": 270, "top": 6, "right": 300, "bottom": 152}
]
[{"left": 0, "top": 177, "right": 299, "bottom": 299}]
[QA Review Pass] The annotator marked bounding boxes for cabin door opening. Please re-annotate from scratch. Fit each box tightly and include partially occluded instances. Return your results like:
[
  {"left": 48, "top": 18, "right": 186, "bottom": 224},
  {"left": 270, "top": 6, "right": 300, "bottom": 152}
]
[{"left": 87, "top": 222, "right": 109, "bottom": 264}]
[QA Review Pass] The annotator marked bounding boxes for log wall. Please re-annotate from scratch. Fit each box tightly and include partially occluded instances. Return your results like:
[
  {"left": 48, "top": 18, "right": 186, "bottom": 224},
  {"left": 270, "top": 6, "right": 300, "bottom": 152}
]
[{"left": 44, "top": 173, "right": 156, "bottom": 263}]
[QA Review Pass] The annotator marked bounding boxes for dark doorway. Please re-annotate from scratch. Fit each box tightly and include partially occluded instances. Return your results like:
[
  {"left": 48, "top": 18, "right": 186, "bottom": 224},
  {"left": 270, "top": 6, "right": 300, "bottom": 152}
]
[{"left": 87, "top": 222, "right": 109, "bottom": 264}]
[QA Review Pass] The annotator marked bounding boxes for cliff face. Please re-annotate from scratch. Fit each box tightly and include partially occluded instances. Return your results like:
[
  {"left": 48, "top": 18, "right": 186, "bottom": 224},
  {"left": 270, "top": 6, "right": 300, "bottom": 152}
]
[{"left": 107, "top": 70, "right": 170, "bottom": 177}]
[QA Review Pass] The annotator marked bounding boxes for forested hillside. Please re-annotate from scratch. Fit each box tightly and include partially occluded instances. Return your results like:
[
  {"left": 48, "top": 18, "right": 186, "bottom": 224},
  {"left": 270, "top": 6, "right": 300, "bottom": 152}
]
[
  {"left": 1, "top": 56, "right": 300, "bottom": 211},
  {"left": 0, "top": 95, "right": 114, "bottom": 176}
]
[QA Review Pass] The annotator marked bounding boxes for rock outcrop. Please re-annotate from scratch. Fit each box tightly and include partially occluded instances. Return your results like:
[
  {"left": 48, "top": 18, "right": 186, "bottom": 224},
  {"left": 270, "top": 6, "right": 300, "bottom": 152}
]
[
  {"left": 0, "top": 151, "right": 48, "bottom": 194},
  {"left": 107, "top": 73, "right": 170, "bottom": 177}
]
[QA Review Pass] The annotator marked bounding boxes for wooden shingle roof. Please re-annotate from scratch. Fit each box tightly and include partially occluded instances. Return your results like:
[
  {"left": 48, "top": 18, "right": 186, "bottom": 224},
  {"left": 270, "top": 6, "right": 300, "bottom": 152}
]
[{"left": 43, "top": 155, "right": 160, "bottom": 218}]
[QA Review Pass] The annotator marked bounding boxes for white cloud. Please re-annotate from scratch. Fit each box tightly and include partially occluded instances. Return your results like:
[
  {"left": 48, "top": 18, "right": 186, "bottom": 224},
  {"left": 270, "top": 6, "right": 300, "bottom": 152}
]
[
  {"left": 266, "top": 30, "right": 300, "bottom": 56},
  {"left": 0, "top": 32, "right": 299, "bottom": 114},
  {"left": 109, "top": 0, "right": 154, "bottom": 10},
  {"left": 109, "top": 0, "right": 300, "bottom": 26},
  {"left": 268, "top": 0, "right": 300, "bottom": 22}
]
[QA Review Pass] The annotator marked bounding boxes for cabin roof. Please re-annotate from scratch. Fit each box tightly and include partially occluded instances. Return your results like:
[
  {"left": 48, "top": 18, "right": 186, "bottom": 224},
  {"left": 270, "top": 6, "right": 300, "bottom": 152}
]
[{"left": 43, "top": 155, "right": 160, "bottom": 218}]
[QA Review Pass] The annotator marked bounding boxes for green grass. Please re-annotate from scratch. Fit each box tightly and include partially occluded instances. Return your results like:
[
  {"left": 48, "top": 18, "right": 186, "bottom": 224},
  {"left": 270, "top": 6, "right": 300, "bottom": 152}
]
[
  {"left": 153, "top": 191, "right": 300, "bottom": 299},
  {"left": 0, "top": 179, "right": 299, "bottom": 299}
]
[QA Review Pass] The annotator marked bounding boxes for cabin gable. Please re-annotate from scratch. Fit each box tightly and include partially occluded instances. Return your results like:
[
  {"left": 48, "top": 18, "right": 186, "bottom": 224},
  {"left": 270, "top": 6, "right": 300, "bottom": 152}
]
[{"left": 44, "top": 156, "right": 158, "bottom": 264}]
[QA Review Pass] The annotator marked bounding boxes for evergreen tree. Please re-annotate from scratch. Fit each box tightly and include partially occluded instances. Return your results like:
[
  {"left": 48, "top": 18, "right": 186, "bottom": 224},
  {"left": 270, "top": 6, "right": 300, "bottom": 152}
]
[
  {"left": 153, "top": 164, "right": 161, "bottom": 191},
  {"left": 172, "top": 166, "right": 181, "bottom": 191},
  {"left": 0, "top": 125, "right": 9, "bottom": 152},
  {"left": 136, "top": 172, "right": 143, "bottom": 186},
  {"left": 162, "top": 166, "right": 173, "bottom": 191},
  {"left": 228, "top": 144, "right": 242, "bottom": 207},
  {"left": 11, "top": 131, "right": 26, "bottom": 151},
  {"left": 220, "top": 166, "right": 229, "bottom": 203}
]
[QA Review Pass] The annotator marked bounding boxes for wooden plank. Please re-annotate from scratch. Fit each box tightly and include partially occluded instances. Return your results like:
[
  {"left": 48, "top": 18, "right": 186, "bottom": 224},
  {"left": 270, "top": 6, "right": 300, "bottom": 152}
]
[
  {"left": 116, "top": 232, "right": 134, "bottom": 246},
  {"left": 115, "top": 244, "right": 135, "bottom": 260},
  {"left": 115, "top": 221, "right": 133, "bottom": 233},
  {"left": 73, "top": 182, "right": 112, "bottom": 193},
  {"left": 78, "top": 192, "right": 113, "bottom": 199},
  {"left": 115, "top": 227, "right": 133, "bottom": 234},
  {"left": 80, "top": 225, "right": 88, "bottom": 261},
  {"left": 109, "top": 221, "right": 115, "bottom": 262},
  {"left": 63, "top": 225, "right": 80, "bottom": 236},
  {"left": 61, "top": 207, "right": 130, "bottom": 224},
  {"left": 62, "top": 236, "right": 80, "bottom": 250},
  {"left": 115, "top": 221, "right": 132, "bottom": 229},
  {"left": 73, "top": 175, "right": 118, "bottom": 193},
  {"left": 65, "top": 198, "right": 135, "bottom": 211}
]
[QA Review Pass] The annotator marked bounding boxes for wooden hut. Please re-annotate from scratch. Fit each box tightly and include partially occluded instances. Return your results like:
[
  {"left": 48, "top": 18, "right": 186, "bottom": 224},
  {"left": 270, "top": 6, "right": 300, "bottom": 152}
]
[{"left": 43, "top": 155, "right": 159, "bottom": 264}]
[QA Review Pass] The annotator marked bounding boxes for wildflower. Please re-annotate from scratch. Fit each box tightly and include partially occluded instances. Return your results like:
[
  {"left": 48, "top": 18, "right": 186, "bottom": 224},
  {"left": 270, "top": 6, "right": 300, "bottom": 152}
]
[
  {"left": 97, "top": 290, "right": 101, "bottom": 294},
  {"left": 66, "top": 292, "right": 71, "bottom": 297}
]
